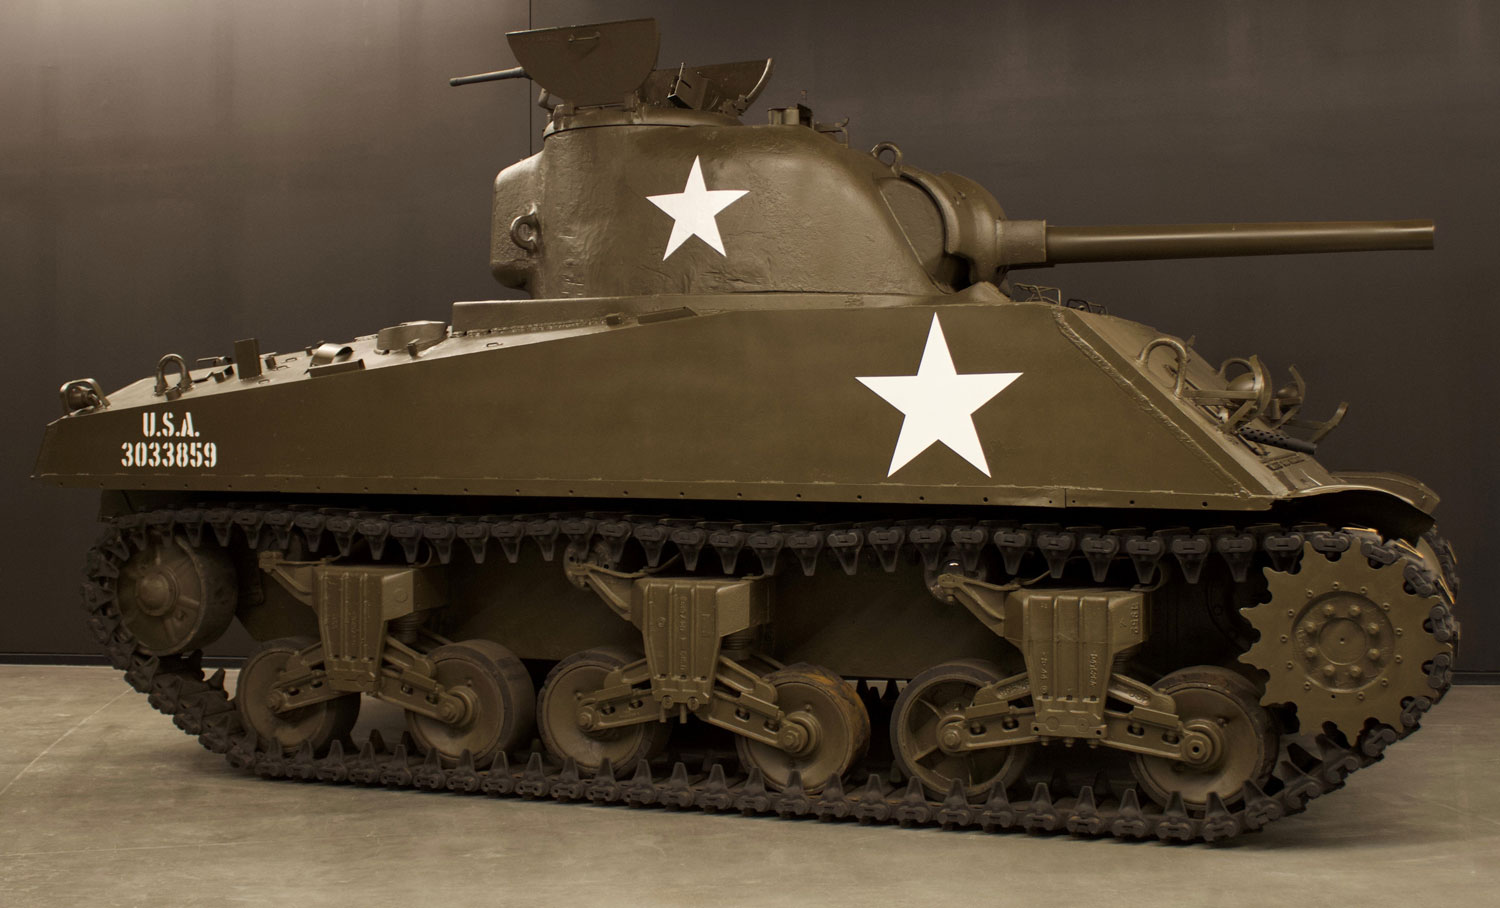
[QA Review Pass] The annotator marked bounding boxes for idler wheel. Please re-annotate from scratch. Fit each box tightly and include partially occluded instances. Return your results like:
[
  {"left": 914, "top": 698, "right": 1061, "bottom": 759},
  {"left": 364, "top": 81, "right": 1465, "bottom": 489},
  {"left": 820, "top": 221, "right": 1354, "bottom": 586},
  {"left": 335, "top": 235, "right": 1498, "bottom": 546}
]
[
  {"left": 406, "top": 639, "right": 535, "bottom": 769},
  {"left": 537, "top": 647, "right": 668, "bottom": 773},
  {"left": 1130, "top": 666, "right": 1277, "bottom": 810},
  {"left": 736, "top": 663, "right": 870, "bottom": 793},
  {"left": 236, "top": 636, "right": 359, "bottom": 755},
  {"left": 890, "top": 659, "right": 1032, "bottom": 799},
  {"left": 116, "top": 533, "right": 236, "bottom": 655}
]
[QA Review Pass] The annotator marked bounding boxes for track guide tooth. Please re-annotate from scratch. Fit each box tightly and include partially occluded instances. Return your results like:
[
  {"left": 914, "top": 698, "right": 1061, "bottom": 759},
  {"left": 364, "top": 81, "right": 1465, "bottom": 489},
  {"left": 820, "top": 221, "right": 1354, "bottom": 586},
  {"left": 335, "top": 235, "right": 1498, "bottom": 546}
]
[
  {"left": 938, "top": 778, "right": 976, "bottom": 830},
  {"left": 813, "top": 774, "right": 853, "bottom": 821},
  {"left": 480, "top": 753, "right": 514, "bottom": 796},
  {"left": 585, "top": 758, "right": 619, "bottom": 804},
  {"left": 697, "top": 764, "right": 735, "bottom": 812},
  {"left": 893, "top": 777, "right": 931, "bottom": 827},
  {"left": 979, "top": 783, "right": 1016, "bottom": 833},
  {"left": 1204, "top": 799, "right": 1241, "bottom": 843},
  {"left": 551, "top": 757, "right": 585, "bottom": 801},
  {"left": 775, "top": 771, "right": 811, "bottom": 818},
  {"left": 1022, "top": 782, "right": 1060, "bottom": 832},
  {"left": 443, "top": 750, "right": 479, "bottom": 792},
  {"left": 623, "top": 759, "right": 658, "bottom": 807},
  {"left": 854, "top": 774, "right": 891, "bottom": 824},
  {"left": 347, "top": 741, "right": 379, "bottom": 785},
  {"left": 1240, "top": 781, "right": 1281, "bottom": 830},
  {"left": 1154, "top": 792, "right": 1195, "bottom": 841},
  {"left": 662, "top": 762, "right": 695, "bottom": 809},
  {"left": 735, "top": 768, "right": 772, "bottom": 815},
  {"left": 1111, "top": 789, "right": 1148, "bottom": 839},
  {"left": 1066, "top": 786, "right": 1104, "bottom": 836},
  {"left": 318, "top": 740, "right": 350, "bottom": 783},
  {"left": 381, "top": 744, "right": 413, "bottom": 787},
  {"left": 413, "top": 749, "right": 446, "bottom": 790},
  {"left": 289, "top": 741, "right": 319, "bottom": 781},
  {"left": 516, "top": 752, "right": 550, "bottom": 798}
]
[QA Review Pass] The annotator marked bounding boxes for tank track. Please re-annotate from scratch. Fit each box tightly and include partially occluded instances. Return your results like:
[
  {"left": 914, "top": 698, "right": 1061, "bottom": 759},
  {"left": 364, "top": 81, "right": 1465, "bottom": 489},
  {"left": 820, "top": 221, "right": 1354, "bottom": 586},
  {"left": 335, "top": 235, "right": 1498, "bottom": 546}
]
[{"left": 79, "top": 505, "right": 1457, "bottom": 844}]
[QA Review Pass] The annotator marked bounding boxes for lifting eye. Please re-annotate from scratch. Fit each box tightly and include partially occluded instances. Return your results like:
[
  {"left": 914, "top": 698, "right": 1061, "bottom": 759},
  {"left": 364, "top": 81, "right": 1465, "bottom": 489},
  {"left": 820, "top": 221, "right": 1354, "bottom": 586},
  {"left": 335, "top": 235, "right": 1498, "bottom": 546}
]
[
  {"left": 153, "top": 354, "right": 193, "bottom": 399},
  {"left": 510, "top": 204, "right": 541, "bottom": 252},
  {"left": 59, "top": 378, "right": 109, "bottom": 414}
]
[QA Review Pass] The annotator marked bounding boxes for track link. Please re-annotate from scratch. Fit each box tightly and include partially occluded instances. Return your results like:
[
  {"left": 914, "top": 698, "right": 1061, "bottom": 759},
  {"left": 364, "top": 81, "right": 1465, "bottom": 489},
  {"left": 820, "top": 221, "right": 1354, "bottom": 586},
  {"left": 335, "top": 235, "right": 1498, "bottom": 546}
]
[{"left": 80, "top": 506, "right": 1457, "bottom": 843}]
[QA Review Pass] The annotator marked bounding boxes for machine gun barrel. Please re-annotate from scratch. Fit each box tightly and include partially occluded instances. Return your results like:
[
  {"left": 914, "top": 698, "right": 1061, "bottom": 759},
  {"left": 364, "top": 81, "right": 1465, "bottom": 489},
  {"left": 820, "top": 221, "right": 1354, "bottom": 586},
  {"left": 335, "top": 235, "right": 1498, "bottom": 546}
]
[
  {"left": 1039, "top": 219, "right": 1434, "bottom": 264},
  {"left": 449, "top": 66, "right": 529, "bottom": 87}
]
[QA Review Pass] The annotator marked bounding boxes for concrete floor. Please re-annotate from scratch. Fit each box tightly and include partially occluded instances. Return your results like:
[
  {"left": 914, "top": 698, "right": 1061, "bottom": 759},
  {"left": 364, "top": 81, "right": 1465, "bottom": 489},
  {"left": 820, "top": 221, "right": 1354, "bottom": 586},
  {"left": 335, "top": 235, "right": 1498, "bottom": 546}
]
[{"left": 0, "top": 666, "right": 1495, "bottom": 908}]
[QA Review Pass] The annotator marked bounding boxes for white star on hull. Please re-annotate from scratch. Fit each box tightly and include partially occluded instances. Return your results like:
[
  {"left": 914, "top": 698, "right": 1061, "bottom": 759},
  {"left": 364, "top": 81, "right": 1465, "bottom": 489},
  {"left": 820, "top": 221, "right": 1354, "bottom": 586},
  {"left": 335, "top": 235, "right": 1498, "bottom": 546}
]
[
  {"left": 646, "top": 156, "right": 749, "bottom": 259},
  {"left": 857, "top": 314, "right": 1022, "bottom": 477}
]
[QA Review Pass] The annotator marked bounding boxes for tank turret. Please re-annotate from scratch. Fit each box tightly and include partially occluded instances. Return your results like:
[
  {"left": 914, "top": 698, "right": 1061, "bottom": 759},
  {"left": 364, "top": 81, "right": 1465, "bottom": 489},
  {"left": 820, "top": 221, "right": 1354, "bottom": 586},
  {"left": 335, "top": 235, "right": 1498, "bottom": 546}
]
[
  {"left": 462, "top": 19, "right": 1431, "bottom": 297},
  {"left": 34, "top": 17, "right": 1459, "bottom": 845}
]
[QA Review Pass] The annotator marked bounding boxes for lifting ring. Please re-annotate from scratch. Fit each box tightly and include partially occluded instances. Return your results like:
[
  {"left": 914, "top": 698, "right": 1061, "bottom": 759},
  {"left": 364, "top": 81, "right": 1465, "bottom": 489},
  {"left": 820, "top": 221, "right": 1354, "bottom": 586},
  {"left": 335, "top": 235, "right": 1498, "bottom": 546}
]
[
  {"left": 870, "top": 142, "right": 903, "bottom": 173},
  {"left": 153, "top": 354, "right": 192, "bottom": 398}
]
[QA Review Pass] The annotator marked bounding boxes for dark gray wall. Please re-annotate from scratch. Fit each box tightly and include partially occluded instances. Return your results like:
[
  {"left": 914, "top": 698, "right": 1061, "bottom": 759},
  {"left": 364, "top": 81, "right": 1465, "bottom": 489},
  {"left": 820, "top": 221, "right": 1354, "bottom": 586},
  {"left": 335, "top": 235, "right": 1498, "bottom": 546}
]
[{"left": 4, "top": 1, "right": 1496, "bottom": 668}]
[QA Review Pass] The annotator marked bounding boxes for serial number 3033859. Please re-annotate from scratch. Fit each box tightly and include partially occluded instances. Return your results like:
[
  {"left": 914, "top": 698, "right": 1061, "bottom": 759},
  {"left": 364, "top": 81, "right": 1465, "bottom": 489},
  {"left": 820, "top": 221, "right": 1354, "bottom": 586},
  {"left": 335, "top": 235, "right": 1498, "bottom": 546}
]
[
  {"left": 120, "top": 440, "right": 218, "bottom": 469},
  {"left": 119, "top": 411, "right": 218, "bottom": 469}
]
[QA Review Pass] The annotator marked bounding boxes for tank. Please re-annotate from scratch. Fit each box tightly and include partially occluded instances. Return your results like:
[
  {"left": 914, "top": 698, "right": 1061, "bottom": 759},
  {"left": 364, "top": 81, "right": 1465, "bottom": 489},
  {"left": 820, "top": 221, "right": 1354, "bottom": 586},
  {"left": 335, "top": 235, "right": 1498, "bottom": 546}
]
[{"left": 35, "top": 19, "right": 1458, "bottom": 843}]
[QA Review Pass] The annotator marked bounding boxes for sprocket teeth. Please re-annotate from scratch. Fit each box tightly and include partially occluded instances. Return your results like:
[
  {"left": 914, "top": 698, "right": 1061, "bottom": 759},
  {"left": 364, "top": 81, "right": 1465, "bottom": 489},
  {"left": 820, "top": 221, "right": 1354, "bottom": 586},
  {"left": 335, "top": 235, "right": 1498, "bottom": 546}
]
[{"left": 1239, "top": 539, "right": 1455, "bottom": 736}]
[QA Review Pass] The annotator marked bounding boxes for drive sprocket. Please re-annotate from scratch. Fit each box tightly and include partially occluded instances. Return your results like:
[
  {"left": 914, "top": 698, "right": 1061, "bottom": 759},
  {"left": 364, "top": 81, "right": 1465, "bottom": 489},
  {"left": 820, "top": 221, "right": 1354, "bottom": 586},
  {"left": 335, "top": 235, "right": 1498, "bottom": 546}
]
[{"left": 1241, "top": 540, "right": 1452, "bottom": 734}]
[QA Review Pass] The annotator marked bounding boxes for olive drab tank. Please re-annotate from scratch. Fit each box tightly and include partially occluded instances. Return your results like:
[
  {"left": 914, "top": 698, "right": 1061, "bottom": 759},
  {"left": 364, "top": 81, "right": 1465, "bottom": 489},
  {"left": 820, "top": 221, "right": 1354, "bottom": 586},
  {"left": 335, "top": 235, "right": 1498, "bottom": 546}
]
[{"left": 35, "top": 19, "right": 1459, "bottom": 843}]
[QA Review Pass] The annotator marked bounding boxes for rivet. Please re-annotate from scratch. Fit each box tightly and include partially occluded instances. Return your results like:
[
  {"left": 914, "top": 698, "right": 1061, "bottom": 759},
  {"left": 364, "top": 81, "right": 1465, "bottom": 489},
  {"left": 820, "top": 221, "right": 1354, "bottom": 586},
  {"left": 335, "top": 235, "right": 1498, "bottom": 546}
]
[
  {"left": 1321, "top": 664, "right": 1336, "bottom": 677},
  {"left": 1366, "top": 623, "right": 1381, "bottom": 636},
  {"left": 1322, "top": 602, "right": 1336, "bottom": 615},
  {"left": 1367, "top": 648, "right": 1381, "bottom": 661},
  {"left": 1357, "top": 692, "right": 1365, "bottom": 701},
  {"left": 1348, "top": 604, "right": 1362, "bottom": 617}
]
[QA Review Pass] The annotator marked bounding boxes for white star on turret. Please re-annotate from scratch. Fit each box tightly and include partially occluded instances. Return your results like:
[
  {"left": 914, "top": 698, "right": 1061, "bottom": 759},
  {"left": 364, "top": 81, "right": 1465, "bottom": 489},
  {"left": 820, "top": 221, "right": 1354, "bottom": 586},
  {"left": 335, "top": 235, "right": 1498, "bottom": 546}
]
[
  {"left": 646, "top": 156, "right": 749, "bottom": 259},
  {"left": 857, "top": 315, "right": 1023, "bottom": 477}
]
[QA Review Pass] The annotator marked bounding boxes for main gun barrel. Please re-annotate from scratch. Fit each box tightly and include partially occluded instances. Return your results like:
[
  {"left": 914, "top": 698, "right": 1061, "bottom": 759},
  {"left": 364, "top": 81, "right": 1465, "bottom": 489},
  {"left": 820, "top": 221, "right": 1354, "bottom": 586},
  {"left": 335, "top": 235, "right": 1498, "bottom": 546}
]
[
  {"left": 1044, "top": 219, "right": 1434, "bottom": 263},
  {"left": 998, "top": 219, "right": 1434, "bottom": 268}
]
